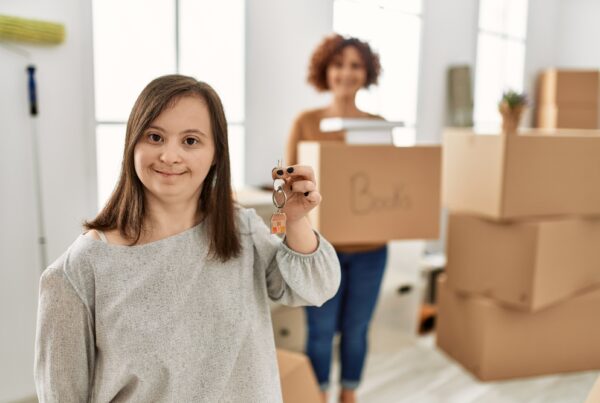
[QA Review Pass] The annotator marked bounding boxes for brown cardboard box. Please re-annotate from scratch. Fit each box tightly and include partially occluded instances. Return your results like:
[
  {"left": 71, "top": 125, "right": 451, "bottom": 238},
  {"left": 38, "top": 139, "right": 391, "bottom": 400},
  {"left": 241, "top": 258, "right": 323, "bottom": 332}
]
[
  {"left": 277, "top": 349, "right": 321, "bottom": 403},
  {"left": 298, "top": 142, "right": 441, "bottom": 244},
  {"left": 446, "top": 214, "right": 600, "bottom": 311},
  {"left": 442, "top": 128, "right": 600, "bottom": 220},
  {"left": 538, "top": 69, "right": 600, "bottom": 107},
  {"left": 586, "top": 376, "right": 600, "bottom": 403},
  {"left": 537, "top": 104, "right": 599, "bottom": 129},
  {"left": 436, "top": 276, "right": 600, "bottom": 381},
  {"left": 272, "top": 305, "right": 306, "bottom": 353}
]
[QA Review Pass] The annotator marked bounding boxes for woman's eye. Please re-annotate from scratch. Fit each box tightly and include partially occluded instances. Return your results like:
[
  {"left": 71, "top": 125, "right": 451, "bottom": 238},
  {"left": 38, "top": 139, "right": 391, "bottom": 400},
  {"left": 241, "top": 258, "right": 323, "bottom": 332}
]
[
  {"left": 185, "top": 137, "right": 199, "bottom": 146},
  {"left": 148, "top": 133, "right": 162, "bottom": 142}
]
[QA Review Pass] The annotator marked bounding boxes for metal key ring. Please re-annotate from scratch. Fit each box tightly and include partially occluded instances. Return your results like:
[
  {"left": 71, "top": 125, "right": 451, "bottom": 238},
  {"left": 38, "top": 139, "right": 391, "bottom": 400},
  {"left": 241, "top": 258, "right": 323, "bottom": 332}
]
[{"left": 272, "top": 186, "right": 287, "bottom": 209}]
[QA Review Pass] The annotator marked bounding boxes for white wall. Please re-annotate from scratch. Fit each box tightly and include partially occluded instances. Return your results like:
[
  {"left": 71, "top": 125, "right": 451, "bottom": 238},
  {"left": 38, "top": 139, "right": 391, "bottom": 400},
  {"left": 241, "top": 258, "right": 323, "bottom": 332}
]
[
  {"left": 555, "top": 0, "right": 600, "bottom": 68},
  {"left": 417, "top": 0, "right": 479, "bottom": 144},
  {"left": 0, "top": 0, "right": 96, "bottom": 400},
  {"left": 245, "top": 0, "right": 332, "bottom": 186},
  {"left": 523, "top": 0, "right": 560, "bottom": 126}
]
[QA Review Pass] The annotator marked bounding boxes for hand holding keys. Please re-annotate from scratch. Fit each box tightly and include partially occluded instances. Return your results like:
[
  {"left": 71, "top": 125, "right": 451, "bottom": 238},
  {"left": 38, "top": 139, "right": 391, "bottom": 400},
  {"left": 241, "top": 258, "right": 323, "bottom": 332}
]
[{"left": 270, "top": 159, "right": 322, "bottom": 235}]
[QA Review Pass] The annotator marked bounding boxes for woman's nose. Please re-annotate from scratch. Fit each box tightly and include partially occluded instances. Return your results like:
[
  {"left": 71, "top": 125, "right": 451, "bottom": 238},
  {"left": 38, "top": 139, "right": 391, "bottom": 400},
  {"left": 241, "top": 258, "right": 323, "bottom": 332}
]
[
  {"left": 159, "top": 143, "right": 182, "bottom": 164},
  {"left": 341, "top": 65, "right": 353, "bottom": 77}
]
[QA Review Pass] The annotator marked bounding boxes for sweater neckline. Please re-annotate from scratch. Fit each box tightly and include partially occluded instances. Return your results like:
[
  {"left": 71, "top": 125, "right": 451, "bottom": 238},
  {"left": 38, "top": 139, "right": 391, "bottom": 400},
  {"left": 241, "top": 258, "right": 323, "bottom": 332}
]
[{"left": 79, "top": 220, "right": 205, "bottom": 250}]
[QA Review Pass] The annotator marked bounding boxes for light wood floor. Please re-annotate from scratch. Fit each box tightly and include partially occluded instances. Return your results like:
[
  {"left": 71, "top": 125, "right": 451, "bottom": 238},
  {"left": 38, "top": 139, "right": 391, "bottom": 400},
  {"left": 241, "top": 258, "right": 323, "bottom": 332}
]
[
  {"left": 322, "top": 266, "right": 599, "bottom": 402},
  {"left": 326, "top": 331, "right": 599, "bottom": 403}
]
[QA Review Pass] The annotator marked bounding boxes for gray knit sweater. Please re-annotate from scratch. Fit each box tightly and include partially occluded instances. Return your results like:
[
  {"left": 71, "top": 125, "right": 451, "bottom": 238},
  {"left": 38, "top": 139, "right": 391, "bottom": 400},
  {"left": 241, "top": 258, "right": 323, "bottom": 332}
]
[{"left": 34, "top": 208, "right": 340, "bottom": 402}]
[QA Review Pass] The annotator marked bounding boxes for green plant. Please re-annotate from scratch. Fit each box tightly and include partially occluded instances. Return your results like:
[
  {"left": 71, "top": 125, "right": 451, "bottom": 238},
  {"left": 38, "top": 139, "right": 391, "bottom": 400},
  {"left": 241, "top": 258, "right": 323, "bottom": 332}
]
[{"left": 499, "top": 90, "right": 528, "bottom": 109}]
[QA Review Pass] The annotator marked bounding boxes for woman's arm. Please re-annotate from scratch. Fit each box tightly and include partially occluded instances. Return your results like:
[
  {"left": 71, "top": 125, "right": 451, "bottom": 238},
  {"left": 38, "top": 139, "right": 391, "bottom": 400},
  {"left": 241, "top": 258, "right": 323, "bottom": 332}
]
[
  {"left": 248, "top": 208, "right": 340, "bottom": 307},
  {"left": 249, "top": 165, "right": 340, "bottom": 306},
  {"left": 35, "top": 266, "right": 95, "bottom": 402}
]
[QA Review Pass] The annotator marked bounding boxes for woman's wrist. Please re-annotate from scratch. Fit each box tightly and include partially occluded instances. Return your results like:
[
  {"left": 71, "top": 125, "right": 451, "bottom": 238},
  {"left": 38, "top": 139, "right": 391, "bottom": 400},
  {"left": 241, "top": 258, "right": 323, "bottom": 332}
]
[{"left": 284, "top": 216, "right": 318, "bottom": 254}]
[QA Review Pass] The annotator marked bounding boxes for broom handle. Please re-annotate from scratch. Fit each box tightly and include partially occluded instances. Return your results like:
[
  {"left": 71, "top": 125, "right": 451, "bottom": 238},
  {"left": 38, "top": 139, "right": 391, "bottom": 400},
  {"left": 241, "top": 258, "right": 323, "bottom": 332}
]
[
  {"left": 26, "top": 64, "right": 48, "bottom": 270},
  {"left": 27, "top": 65, "right": 38, "bottom": 116}
]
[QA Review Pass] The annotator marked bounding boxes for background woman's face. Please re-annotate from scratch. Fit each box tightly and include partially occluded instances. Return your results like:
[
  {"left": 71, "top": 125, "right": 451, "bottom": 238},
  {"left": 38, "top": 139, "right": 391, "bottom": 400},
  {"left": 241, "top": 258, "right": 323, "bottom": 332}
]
[
  {"left": 133, "top": 95, "right": 215, "bottom": 205},
  {"left": 326, "top": 45, "right": 367, "bottom": 98}
]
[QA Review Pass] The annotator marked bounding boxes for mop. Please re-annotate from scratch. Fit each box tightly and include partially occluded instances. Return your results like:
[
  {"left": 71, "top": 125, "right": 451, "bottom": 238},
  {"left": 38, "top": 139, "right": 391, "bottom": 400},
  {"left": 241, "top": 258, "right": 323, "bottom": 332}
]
[{"left": 1, "top": 15, "right": 65, "bottom": 271}]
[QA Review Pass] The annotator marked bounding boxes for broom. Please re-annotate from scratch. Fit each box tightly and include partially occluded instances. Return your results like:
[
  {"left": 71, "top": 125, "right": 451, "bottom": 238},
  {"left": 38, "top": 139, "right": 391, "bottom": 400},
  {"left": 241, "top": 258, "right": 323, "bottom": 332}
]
[
  {"left": 1, "top": 15, "right": 65, "bottom": 270},
  {"left": 0, "top": 15, "right": 65, "bottom": 44}
]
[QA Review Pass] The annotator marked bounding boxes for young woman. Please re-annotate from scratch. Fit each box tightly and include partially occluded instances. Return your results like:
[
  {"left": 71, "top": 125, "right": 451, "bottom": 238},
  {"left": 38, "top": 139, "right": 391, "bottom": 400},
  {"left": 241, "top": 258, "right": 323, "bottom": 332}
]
[
  {"left": 34, "top": 75, "right": 340, "bottom": 402},
  {"left": 286, "top": 34, "right": 387, "bottom": 403}
]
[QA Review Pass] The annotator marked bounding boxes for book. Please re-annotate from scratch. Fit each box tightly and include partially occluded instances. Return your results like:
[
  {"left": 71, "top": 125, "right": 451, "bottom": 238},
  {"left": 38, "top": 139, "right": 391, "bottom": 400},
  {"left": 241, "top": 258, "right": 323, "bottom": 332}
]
[
  {"left": 319, "top": 117, "right": 404, "bottom": 132},
  {"left": 345, "top": 130, "right": 394, "bottom": 144},
  {"left": 319, "top": 117, "right": 403, "bottom": 145}
]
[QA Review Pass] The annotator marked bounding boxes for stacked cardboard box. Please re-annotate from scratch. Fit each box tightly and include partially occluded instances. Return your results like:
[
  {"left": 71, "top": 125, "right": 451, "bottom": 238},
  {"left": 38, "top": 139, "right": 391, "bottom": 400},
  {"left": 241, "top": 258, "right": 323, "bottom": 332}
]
[
  {"left": 536, "top": 69, "right": 600, "bottom": 129},
  {"left": 438, "top": 128, "right": 600, "bottom": 381}
]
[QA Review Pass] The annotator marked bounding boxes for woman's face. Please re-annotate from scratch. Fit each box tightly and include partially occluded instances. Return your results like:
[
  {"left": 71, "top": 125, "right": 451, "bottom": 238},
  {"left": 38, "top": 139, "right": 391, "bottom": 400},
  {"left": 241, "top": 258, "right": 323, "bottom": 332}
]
[
  {"left": 326, "top": 45, "right": 367, "bottom": 98},
  {"left": 134, "top": 95, "right": 215, "bottom": 205}
]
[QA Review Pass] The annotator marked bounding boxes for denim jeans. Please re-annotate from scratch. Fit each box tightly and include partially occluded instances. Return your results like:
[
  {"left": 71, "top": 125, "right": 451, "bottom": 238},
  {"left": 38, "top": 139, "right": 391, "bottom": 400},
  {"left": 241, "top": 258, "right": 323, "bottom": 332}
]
[{"left": 305, "top": 245, "right": 388, "bottom": 391}]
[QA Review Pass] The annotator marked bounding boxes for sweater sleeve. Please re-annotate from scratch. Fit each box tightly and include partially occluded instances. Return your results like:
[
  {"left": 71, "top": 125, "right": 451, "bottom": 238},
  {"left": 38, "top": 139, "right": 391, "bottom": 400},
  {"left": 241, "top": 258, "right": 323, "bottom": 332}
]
[
  {"left": 247, "top": 209, "right": 340, "bottom": 307},
  {"left": 34, "top": 264, "right": 95, "bottom": 403}
]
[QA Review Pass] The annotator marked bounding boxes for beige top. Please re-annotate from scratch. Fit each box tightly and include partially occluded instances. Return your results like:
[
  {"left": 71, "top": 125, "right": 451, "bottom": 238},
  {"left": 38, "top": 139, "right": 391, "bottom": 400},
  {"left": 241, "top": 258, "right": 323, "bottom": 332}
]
[{"left": 286, "top": 107, "right": 385, "bottom": 253}]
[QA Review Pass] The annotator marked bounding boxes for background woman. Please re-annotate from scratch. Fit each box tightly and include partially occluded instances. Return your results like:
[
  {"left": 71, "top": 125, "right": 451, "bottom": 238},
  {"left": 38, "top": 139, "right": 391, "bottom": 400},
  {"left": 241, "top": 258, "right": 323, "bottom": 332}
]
[{"left": 286, "top": 34, "right": 387, "bottom": 403}]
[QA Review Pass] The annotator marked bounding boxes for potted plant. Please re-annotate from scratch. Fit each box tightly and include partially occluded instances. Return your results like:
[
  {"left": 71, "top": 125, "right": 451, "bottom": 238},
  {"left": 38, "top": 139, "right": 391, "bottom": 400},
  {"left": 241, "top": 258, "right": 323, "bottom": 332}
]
[{"left": 498, "top": 90, "right": 527, "bottom": 135}]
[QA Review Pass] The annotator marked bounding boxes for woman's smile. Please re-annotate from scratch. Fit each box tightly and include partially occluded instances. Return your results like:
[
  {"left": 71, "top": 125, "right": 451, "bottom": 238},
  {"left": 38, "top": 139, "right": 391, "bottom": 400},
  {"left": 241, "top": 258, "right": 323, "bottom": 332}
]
[{"left": 153, "top": 168, "right": 185, "bottom": 178}]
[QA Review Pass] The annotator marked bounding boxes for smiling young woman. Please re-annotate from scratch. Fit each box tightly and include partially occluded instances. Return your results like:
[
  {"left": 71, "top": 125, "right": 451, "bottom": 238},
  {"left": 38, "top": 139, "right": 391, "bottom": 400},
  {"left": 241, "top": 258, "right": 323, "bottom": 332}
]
[{"left": 34, "top": 75, "right": 341, "bottom": 402}]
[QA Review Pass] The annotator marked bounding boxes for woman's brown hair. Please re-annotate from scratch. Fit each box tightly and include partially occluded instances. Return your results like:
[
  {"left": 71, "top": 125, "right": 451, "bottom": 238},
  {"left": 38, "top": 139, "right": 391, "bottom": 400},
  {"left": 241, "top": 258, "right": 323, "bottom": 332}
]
[
  {"left": 307, "top": 33, "right": 381, "bottom": 92},
  {"left": 85, "top": 75, "right": 241, "bottom": 261}
]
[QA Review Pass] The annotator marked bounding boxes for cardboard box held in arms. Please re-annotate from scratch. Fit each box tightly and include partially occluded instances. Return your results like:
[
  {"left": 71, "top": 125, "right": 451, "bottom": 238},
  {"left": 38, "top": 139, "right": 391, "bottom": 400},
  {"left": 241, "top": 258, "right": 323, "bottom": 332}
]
[
  {"left": 442, "top": 128, "right": 600, "bottom": 220},
  {"left": 298, "top": 142, "right": 441, "bottom": 245},
  {"left": 277, "top": 349, "right": 321, "bottom": 403},
  {"left": 436, "top": 276, "right": 600, "bottom": 381},
  {"left": 446, "top": 214, "right": 600, "bottom": 312}
]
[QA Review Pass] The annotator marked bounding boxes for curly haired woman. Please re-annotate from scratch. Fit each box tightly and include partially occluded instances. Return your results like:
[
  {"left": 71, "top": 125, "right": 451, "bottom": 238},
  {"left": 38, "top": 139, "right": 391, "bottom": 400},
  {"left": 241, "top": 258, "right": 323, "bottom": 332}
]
[{"left": 286, "top": 34, "right": 387, "bottom": 403}]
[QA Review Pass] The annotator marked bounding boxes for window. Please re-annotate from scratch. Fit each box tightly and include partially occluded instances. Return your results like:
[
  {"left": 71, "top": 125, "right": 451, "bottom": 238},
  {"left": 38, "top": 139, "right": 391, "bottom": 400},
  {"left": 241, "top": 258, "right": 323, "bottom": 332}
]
[
  {"left": 92, "top": 0, "right": 245, "bottom": 209},
  {"left": 474, "top": 0, "right": 528, "bottom": 132},
  {"left": 333, "top": 0, "right": 423, "bottom": 145}
]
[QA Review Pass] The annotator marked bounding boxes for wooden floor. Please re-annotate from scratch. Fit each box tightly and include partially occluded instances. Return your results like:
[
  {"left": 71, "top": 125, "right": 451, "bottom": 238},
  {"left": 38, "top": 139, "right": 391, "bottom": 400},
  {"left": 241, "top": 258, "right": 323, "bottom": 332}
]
[
  {"left": 323, "top": 242, "right": 599, "bottom": 403},
  {"left": 327, "top": 331, "right": 599, "bottom": 403}
]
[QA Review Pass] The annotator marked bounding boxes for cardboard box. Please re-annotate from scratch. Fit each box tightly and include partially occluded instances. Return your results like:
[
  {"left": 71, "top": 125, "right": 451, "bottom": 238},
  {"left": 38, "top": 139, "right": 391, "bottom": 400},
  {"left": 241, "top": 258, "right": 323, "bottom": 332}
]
[
  {"left": 537, "top": 104, "right": 599, "bottom": 129},
  {"left": 586, "top": 376, "right": 600, "bottom": 403},
  {"left": 298, "top": 142, "right": 441, "bottom": 244},
  {"left": 277, "top": 349, "right": 321, "bottom": 403},
  {"left": 538, "top": 69, "right": 600, "bottom": 107},
  {"left": 436, "top": 277, "right": 600, "bottom": 381},
  {"left": 446, "top": 214, "right": 600, "bottom": 311},
  {"left": 272, "top": 305, "right": 306, "bottom": 353},
  {"left": 442, "top": 128, "right": 600, "bottom": 220}
]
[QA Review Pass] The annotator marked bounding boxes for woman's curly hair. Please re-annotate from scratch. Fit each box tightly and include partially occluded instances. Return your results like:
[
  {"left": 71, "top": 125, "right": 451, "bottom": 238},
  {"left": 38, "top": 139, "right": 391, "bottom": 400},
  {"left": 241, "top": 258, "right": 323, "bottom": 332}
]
[{"left": 307, "top": 33, "right": 381, "bottom": 92}]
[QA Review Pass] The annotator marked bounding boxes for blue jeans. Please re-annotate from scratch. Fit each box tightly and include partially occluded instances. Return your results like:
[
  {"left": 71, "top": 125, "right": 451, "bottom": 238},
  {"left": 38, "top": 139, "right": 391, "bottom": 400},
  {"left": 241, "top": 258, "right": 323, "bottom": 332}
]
[{"left": 305, "top": 245, "right": 388, "bottom": 391}]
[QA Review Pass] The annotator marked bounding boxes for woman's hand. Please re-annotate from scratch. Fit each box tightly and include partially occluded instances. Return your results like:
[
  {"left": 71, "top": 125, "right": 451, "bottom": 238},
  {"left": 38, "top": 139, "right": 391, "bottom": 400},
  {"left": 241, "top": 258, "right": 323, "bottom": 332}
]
[
  {"left": 271, "top": 165, "right": 322, "bottom": 223},
  {"left": 271, "top": 165, "right": 321, "bottom": 253}
]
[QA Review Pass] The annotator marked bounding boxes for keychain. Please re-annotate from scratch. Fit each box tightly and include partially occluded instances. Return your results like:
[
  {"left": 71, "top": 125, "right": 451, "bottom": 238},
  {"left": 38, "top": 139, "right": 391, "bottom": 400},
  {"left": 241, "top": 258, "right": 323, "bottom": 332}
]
[{"left": 271, "top": 160, "right": 287, "bottom": 235}]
